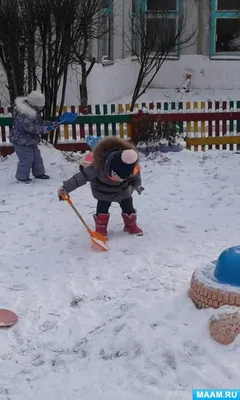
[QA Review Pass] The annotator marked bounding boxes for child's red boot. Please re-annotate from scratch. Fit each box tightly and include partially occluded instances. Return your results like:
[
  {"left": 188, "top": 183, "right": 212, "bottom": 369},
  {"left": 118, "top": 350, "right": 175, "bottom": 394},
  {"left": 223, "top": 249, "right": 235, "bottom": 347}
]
[
  {"left": 93, "top": 214, "right": 110, "bottom": 237},
  {"left": 122, "top": 213, "right": 143, "bottom": 236}
]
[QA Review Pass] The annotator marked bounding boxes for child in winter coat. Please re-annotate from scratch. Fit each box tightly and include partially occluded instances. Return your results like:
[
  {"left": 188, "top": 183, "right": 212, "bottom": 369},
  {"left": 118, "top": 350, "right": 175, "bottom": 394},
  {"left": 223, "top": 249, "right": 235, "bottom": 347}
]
[
  {"left": 9, "top": 90, "right": 51, "bottom": 183},
  {"left": 58, "top": 137, "right": 144, "bottom": 236}
]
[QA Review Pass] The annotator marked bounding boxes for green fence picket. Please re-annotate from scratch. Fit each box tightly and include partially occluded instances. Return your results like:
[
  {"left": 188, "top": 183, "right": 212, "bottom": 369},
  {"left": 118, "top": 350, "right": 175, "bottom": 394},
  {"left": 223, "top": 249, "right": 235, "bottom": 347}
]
[
  {"left": 95, "top": 105, "right": 101, "bottom": 136},
  {"left": 111, "top": 104, "right": 117, "bottom": 135},
  {"left": 103, "top": 104, "right": 109, "bottom": 136},
  {"left": 178, "top": 102, "right": 183, "bottom": 135},
  {"left": 237, "top": 101, "right": 240, "bottom": 134},
  {"left": 171, "top": 102, "right": 176, "bottom": 133}
]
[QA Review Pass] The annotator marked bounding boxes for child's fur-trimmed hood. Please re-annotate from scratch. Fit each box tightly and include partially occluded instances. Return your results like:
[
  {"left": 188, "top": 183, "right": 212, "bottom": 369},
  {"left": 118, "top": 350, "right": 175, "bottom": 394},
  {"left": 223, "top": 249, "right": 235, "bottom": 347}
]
[
  {"left": 92, "top": 137, "right": 139, "bottom": 168},
  {"left": 14, "top": 97, "right": 37, "bottom": 118}
]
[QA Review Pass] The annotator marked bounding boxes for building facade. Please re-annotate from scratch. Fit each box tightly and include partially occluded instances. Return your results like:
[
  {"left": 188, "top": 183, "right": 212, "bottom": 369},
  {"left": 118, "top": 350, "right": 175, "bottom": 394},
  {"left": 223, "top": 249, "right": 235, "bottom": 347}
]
[
  {"left": 1, "top": 0, "right": 240, "bottom": 107},
  {"left": 64, "top": 0, "right": 240, "bottom": 105}
]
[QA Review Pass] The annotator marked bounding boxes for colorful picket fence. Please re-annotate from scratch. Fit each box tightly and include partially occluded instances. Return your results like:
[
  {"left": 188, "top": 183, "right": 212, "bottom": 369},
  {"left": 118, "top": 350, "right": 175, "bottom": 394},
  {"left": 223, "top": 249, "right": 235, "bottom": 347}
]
[
  {"left": 47, "top": 100, "right": 240, "bottom": 116},
  {"left": 1, "top": 101, "right": 240, "bottom": 156},
  {"left": 131, "top": 110, "right": 240, "bottom": 152},
  {"left": 0, "top": 114, "right": 132, "bottom": 155},
  {"left": 1, "top": 100, "right": 240, "bottom": 116}
]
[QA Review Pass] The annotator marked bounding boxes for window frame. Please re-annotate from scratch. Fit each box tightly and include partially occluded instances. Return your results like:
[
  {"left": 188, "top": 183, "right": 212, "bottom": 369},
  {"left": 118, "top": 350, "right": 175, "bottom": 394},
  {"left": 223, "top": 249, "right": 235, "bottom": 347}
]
[
  {"left": 210, "top": 0, "right": 240, "bottom": 58},
  {"left": 140, "top": 0, "right": 182, "bottom": 58}
]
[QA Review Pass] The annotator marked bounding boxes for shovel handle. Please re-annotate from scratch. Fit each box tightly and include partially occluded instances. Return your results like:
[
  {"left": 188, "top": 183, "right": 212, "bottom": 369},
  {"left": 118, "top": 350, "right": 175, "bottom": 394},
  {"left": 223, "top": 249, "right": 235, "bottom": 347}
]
[
  {"left": 61, "top": 193, "right": 72, "bottom": 205},
  {"left": 61, "top": 193, "right": 108, "bottom": 249},
  {"left": 61, "top": 193, "right": 91, "bottom": 232}
]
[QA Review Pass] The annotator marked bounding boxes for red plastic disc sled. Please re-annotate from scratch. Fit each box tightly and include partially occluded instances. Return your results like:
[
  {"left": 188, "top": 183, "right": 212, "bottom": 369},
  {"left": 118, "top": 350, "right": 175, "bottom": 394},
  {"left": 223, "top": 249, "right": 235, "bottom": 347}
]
[{"left": 0, "top": 309, "right": 18, "bottom": 327}]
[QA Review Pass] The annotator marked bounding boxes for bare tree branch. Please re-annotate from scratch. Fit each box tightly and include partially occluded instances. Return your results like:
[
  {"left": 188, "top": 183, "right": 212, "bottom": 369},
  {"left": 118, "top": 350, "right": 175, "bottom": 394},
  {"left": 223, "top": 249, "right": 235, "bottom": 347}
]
[
  {"left": 0, "top": 0, "right": 115, "bottom": 118},
  {"left": 70, "top": 0, "right": 114, "bottom": 107},
  {"left": 34, "top": 0, "right": 82, "bottom": 121},
  {"left": 0, "top": 0, "right": 26, "bottom": 103},
  {"left": 125, "top": 7, "right": 197, "bottom": 111}
]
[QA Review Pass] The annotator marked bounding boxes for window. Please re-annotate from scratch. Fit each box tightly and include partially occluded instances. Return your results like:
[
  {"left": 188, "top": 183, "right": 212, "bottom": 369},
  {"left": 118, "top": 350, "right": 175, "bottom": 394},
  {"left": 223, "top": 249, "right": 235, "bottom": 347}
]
[
  {"left": 144, "top": 0, "right": 180, "bottom": 56},
  {"left": 217, "top": 0, "right": 239, "bottom": 11},
  {"left": 99, "top": 1, "right": 113, "bottom": 61},
  {"left": 210, "top": 0, "right": 240, "bottom": 56},
  {"left": 146, "top": 17, "right": 177, "bottom": 52},
  {"left": 131, "top": 3, "right": 140, "bottom": 56},
  {"left": 147, "top": 0, "right": 177, "bottom": 11}
]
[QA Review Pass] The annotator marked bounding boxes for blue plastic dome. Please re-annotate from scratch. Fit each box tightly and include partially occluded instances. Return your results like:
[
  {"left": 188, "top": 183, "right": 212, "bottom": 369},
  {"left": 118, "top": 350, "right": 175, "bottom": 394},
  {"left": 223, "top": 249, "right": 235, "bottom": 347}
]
[{"left": 214, "top": 246, "right": 240, "bottom": 287}]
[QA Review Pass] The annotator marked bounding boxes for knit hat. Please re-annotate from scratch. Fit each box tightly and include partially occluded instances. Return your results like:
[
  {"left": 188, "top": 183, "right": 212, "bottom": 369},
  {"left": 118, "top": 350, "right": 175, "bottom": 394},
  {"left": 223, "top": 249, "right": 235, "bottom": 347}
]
[
  {"left": 27, "top": 90, "right": 45, "bottom": 108},
  {"left": 109, "top": 149, "right": 138, "bottom": 179}
]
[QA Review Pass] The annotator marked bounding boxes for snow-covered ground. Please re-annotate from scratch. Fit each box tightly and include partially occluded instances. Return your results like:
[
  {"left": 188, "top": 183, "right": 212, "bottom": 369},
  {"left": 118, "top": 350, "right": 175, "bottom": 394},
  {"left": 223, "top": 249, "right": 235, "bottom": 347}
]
[{"left": 1, "top": 145, "right": 240, "bottom": 400}]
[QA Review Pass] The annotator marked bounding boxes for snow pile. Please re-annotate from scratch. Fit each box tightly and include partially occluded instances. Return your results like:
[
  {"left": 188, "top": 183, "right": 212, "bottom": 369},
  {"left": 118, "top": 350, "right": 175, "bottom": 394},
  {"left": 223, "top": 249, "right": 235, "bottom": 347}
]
[
  {"left": 193, "top": 263, "right": 240, "bottom": 294},
  {"left": 209, "top": 306, "right": 240, "bottom": 321},
  {"left": 0, "top": 145, "right": 240, "bottom": 399},
  {"left": 117, "top": 88, "right": 240, "bottom": 105}
]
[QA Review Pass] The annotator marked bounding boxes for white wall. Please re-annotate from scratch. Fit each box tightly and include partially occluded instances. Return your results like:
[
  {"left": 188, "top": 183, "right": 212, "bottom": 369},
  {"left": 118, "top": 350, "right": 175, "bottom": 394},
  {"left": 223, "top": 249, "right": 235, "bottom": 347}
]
[
  {"left": 64, "top": 57, "right": 138, "bottom": 106},
  {"left": 2, "top": 0, "right": 240, "bottom": 107},
  {"left": 60, "top": 0, "right": 136, "bottom": 106},
  {"left": 0, "top": 58, "right": 137, "bottom": 107},
  {"left": 113, "top": 0, "right": 132, "bottom": 60},
  {"left": 146, "top": 54, "right": 240, "bottom": 90}
]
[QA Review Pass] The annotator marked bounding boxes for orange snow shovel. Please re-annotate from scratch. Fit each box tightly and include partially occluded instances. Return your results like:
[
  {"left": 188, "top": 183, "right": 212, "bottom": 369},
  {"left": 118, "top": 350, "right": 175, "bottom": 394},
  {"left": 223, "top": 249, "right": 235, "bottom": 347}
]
[{"left": 61, "top": 193, "right": 108, "bottom": 251}]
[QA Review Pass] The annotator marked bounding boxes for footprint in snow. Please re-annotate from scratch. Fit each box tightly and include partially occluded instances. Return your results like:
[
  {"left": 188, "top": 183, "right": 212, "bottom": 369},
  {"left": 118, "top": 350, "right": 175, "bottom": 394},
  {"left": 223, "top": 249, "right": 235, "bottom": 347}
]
[
  {"left": 162, "top": 348, "right": 177, "bottom": 370},
  {"left": 70, "top": 296, "right": 86, "bottom": 307},
  {"left": 32, "top": 354, "right": 45, "bottom": 367},
  {"left": 51, "top": 357, "right": 67, "bottom": 370},
  {"left": 9, "top": 283, "right": 28, "bottom": 292},
  {"left": 113, "top": 324, "right": 126, "bottom": 335},
  {"left": 39, "top": 321, "right": 56, "bottom": 332}
]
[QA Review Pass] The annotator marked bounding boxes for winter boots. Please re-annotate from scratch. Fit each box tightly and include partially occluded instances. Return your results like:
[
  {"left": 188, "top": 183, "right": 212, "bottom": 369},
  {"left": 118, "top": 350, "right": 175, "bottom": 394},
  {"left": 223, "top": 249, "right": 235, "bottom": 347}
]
[
  {"left": 17, "top": 177, "right": 32, "bottom": 184},
  {"left": 122, "top": 213, "right": 143, "bottom": 236},
  {"left": 94, "top": 213, "right": 143, "bottom": 237},
  {"left": 94, "top": 214, "right": 110, "bottom": 237},
  {"left": 17, "top": 174, "right": 50, "bottom": 183},
  {"left": 35, "top": 174, "right": 50, "bottom": 179}
]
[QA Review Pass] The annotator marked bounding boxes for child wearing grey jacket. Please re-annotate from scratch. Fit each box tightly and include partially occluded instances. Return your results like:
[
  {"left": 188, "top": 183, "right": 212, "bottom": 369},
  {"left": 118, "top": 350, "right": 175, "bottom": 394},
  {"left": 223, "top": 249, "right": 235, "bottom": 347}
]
[{"left": 58, "top": 137, "right": 144, "bottom": 237}]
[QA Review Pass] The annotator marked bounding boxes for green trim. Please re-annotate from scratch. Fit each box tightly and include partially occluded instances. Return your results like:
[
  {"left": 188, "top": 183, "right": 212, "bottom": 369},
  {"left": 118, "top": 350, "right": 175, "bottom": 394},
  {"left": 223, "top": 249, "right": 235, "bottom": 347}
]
[
  {"left": 177, "top": 0, "right": 181, "bottom": 12},
  {"left": 210, "top": 0, "right": 216, "bottom": 56},
  {"left": 100, "top": 1, "right": 113, "bottom": 60},
  {"left": 101, "top": 0, "right": 113, "bottom": 14},
  {"left": 0, "top": 117, "right": 12, "bottom": 126},
  {"left": 0, "top": 115, "right": 131, "bottom": 128},
  {"left": 73, "top": 115, "right": 131, "bottom": 124},
  {"left": 210, "top": 0, "right": 240, "bottom": 56}
]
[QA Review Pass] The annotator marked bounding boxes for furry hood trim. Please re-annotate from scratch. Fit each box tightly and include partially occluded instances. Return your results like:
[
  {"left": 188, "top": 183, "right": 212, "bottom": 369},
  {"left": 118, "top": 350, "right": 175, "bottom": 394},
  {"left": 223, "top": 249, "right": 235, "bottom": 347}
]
[{"left": 14, "top": 97, "right": 37, "bottom": 118}]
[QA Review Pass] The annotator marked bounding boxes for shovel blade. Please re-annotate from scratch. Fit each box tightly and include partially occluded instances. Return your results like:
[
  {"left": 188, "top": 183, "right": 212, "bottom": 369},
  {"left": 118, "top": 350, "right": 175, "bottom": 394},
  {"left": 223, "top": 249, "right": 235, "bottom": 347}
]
[
  {"left": 89, "top": 230, "right": 108, "bottom": 251},
  {"left": 91, "top": 236, "right": 108, "bottom": 251},
  {"left": 91, "top": 230, "right": 108, "bottom": 243}
]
